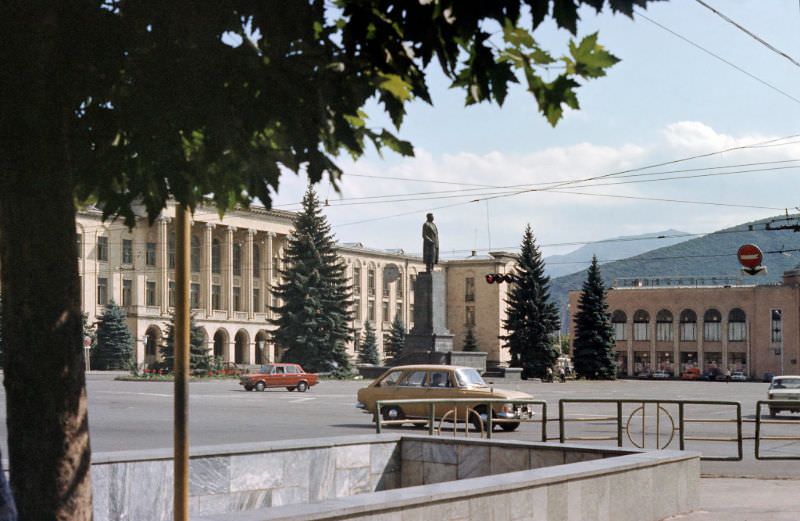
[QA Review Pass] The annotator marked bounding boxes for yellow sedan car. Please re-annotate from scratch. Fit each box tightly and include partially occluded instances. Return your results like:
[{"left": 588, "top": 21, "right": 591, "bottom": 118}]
[{"left": 356, "top": 365, "right": 534, "bottom": 432}]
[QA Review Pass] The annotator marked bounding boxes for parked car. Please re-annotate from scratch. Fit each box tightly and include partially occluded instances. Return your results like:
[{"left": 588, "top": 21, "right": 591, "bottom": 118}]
[
  {"left": 652, "top": 370, "right": 671, "bottom": 380},
  {"left": 356, "top": 365, "right": 534, "bottom": 432},
  {"left": 730, "top": 371, "right": 748, "bottom": 382},
  {"left": 239, "top": 363, "right": 318, "bottom": 392},
  {"left": 681, "top": 368, "right": 701, "bottom": 381},
  {"left": 636, "top": 370, "right": 652, "bottom": 379},
  {"left": 767, "top": 375, "right": 800, "bottom": 417}
]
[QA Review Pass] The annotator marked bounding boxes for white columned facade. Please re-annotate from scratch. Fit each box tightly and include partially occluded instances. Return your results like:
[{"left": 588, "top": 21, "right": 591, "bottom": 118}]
[
  {"left": 203, "top": 222, "right": 215, "bottom": 316},
  {"left": 225, "top": 226, "right": 235, "bottom": 314},
  {"left": 157, "top": 216, "right": 170, "bottom": 314},
  {"left": 245, "top": 229, "right": 255, "bottom": 318}
]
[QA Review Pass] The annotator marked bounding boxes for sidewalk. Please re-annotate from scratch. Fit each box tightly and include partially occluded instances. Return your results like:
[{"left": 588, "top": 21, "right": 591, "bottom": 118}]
[{"left": 664, "top": 478, "right": 800, "bottom": 520}]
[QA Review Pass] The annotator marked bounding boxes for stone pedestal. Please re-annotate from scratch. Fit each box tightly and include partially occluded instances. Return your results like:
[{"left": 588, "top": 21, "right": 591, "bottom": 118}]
[{"left": 403, "top": 271, "right": 453, "bottom": 355}]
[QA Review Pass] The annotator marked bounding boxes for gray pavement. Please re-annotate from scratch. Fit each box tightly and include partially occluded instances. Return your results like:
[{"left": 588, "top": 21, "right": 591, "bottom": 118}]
[{"left": 666, "top": 478, "right": 800, "bottom": 521}]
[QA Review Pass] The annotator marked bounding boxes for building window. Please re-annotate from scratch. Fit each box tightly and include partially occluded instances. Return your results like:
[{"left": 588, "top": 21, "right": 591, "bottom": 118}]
[
  {"left": 76, "top": 233, "right": 82, "bottom": 258},
  {"left": 410, "top": 274, "right": 416, "bottom": 294},
  {"left": 703, "top": 309, "right": 722, "bottom": 342},
  {"left": 465, "top": 277, "right": 475, "bottom": 302},
  {"left": 465, "top": 306, "right": 475, "bottom": 327},
  {"left": 409, "top": 303, "right": 414, "bottom": 326},
  {"left": 212, "top": 239, "right": 221, "bottom": 273},
  {"left": 191, "top": 236, "right": 201, "bottom": 273},
  {"left": 680, "top": 309, "right": 697, "bottom": 341},
  {"left": 146, "top": 242, "right": 156, "bottom": 266},
  {"left": 354, "top": 297, "right": 362, "bottom": 321},
  {"left": 656, "top": 309, "right": 673, "bottom": 342},
  {"left": 97, "top": 277, "right": 108, "bottom": 305},
  {"left": 122, "top": 279, "right": 132, "bottom": 307},
  {"left": 190, "top": 283, "right": 200, "bottom": 309},
  {"left": 397, "top": 277, "right": 403, "bottom": 299},
  {"left": 233, "top": 286, "right": 241, "bottom": 311},
  {"left": 353, "top": 267, "right": 361, "bottom": 295},
  {"left": 169, "top": 281, "right": 176, "bottom": 308},
  {"left": 395, "top": 302, "right": 403, "bottom": 322},
  {"left": 367, "top": 269, "right": 376, "bottom": 297},
  {"left": 368, "top": 300, "right": 375, "bottom": 322},
  {"left": 771, "top": 309, "right": 783, "bottom": 343},
  {"left": 233, "top": 244, "right": 242, "bottom": 276},
  {"left": 168, "top": 234, "right": 176, "bottom": 269},
  {"left": 611, "top": 310, "right": 627, "bottom": 341},
  {"left": 382, "top": 301, "right": 389, "bottom": 324},
  {"left": 272, "top": 256, "right": 279, "bottom": 280},
  {"left": 633, "top": 309, "right": 649, "bottom": 341},
  {"left": 253, "top": 246, "right": 260, "bottom": 279},
  {"left": 97, "top": 236, "right": 108, "bottom": 262},
  {"left": 122, "top": 239, "right": 133, "bottom": 265},
  {"left": 253, "top": 288, "right": 260, "bottom": 311},
  {"left": 728, "top": 308, "right": 746, "bottom": 342},
  {"left": 146, "top": 281, "right": 156, "bottom": 306},
  {"left": 212, "top": 284, "right": 221, "bottom": 310}
]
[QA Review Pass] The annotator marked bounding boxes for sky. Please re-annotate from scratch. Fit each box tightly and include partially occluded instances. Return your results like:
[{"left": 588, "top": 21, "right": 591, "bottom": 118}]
[{"left": 267, "top": 1, "right": 800, "bottom": 261}]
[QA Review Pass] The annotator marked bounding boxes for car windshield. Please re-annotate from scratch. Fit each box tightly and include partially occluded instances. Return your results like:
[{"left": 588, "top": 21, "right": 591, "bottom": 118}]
[
  {"left": 260, "top": 364, "right": 275, "bottom": 374},
  {"left": 771, "top": 378, "right": 800, "bottom": 389},
  {"left": 455, "top": 368, "right": 487, "bottom": 387}
]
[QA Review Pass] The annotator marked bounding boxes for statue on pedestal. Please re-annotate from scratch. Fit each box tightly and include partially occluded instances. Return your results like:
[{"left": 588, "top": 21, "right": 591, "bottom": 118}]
[{"left": 422, "top": 213, "right": 439, "bottom": 272}]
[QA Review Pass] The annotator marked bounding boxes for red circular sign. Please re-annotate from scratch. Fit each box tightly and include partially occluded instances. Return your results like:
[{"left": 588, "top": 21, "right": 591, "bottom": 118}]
[{"left": 737, "top": 244, "right": 763, "bottom": 269}]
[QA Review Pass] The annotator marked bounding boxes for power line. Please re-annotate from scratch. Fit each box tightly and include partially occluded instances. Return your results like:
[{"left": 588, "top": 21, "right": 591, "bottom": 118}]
[
  {"left": 634, "top": 9, "right": 800, "bottom": 106},
  {"left": 694, "top": 0, "right": 800, "bottom": 68}
]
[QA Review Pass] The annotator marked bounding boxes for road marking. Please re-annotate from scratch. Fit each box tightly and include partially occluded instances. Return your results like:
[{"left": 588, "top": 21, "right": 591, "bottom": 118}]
[
  {"left": 96, "top": 390, "right": 172, "bottom": 398},
  {"left": 289, "top": 397, "right": 316, "bottom": 403}
]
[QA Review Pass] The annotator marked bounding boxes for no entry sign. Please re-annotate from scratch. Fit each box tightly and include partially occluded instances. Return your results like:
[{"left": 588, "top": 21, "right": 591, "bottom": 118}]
[{"left": 737, "top": 244, "right": 763, "bottom": 269}]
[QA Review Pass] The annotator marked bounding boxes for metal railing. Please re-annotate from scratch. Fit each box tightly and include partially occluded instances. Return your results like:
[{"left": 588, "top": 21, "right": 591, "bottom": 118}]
[
  {"left": 754, "top": 400, "right": 800, "bottom": 460},
  {"left": 373, "top": 398, "right": 547, "bottom": 440}
]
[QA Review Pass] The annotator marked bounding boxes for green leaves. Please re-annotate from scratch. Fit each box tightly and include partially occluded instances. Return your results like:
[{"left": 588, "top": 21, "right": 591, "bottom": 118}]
[{"left": 565, "top": 32, "right": 620, "bottom": 78}]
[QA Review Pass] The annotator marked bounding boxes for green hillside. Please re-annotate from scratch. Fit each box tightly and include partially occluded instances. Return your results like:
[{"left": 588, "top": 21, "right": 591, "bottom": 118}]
[{"left": 551, "top": 215, "right": 800, "bottom": 330}]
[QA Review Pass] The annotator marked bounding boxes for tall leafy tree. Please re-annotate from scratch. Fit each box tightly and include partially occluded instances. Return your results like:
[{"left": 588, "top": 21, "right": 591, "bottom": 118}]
[
  {"left": 161, "top": 314, "right": 210, "bottom": 375},
  {"left": 92, "top": 302, "right": 134, "bottom": 371},
  {"left": 358, "top": 322, "right": 380, "bottom": 365},
  {"left": 384, "top": 315, "right": 407, "bottom": 362},
  {"left": 462, "top": 328, "right": 480, "bottom": 352},
  {"left": 572, "top": 256, "right": 617, "bottom": 379},
  {"left": 503, "top": 225, "right": 560, "bottom": 379},
  {"left": 0, "top": 2, "right": 653, "bottom": 517},
  {"left": 271, "top": 187, "right": 353, "bottom": 373}
]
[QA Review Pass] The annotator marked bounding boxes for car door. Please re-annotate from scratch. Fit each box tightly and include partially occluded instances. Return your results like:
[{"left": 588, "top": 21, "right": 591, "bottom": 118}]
[
  {"left": 395, "top": 370, "right": 429, "bottom": 417},
  {"left": 425, "top": 369, "right": 459, "bottom": 420},
  {"left": 269, "top": 365, "right": 287, "bottom": 388}
]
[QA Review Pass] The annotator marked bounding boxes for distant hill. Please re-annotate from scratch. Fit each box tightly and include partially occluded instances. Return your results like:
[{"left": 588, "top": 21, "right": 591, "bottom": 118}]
[
  {"left": 544, "top": 229, "right": 692, "bottom": 279},
  {"left": 550, "top": 215, "right": 800, "bottom": 331}
]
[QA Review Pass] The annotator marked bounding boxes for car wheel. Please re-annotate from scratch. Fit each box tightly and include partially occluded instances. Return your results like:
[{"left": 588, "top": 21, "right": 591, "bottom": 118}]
[
  {"left": 296, "top": 381, "right": 308, "bottom": 393},
  {"left": 286, "top": 387, "right": 296, "bottom": 391},
  {"left": 244, "top": 385, "right": 253, "bottom": 392},
  {"left": 381, "top": 406, "right": 405, "bottom": 426},
  {"left": 471, "top": 406, "right": 492, "bottom": 432},
  {"left": 255, "top": 381, "right": 265, "bottom": 392},
  {"left": 500, "top": 422, "right": 520, "bottom": 432}
]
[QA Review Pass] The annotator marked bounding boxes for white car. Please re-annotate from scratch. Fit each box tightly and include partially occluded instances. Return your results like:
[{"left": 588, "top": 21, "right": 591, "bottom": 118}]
[
  {"left": 767, "top": 376, "right": 800, "bottom": 417},
  {"left": 652, "top": 370, "right": 671, "bottom": 380},
  {"left": 730, "top": 371, "right": 748, "bottom": 382}
]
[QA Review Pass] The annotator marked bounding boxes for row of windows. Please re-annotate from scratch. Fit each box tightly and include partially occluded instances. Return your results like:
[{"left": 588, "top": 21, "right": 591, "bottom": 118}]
[
  {"left": 352, "top": 267, "right": 411, "bottom": 298},
  {"left": 611, "top": 308, "right": 782, "bottom": 343},
  {"left": 354, "top": 298, "right": 409, "bottom": 325}
]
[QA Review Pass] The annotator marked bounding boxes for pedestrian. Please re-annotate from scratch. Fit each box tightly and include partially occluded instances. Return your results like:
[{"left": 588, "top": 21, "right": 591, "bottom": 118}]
[
  {"left": 546, "top": 367, "right": 553, "bottom": 383},
  {"left": 559, "top": 366, "right": 566, "bottom": 383},
  {"left": 725, "top": 368, "right": 731, "bottom": 383}
]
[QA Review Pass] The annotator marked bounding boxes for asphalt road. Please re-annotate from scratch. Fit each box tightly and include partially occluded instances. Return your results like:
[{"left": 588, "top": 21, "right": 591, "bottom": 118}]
[{"left": 1, "top": 374, "right": 799, "bottom": 478}]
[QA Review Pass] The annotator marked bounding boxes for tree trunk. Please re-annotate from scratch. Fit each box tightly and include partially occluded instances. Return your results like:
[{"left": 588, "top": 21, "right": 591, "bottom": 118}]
[{"left": 0, "top": 8, "right": 93, "bottom": 519}]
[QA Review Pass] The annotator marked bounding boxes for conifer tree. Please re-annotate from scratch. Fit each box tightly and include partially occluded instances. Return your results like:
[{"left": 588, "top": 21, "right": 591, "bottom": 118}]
[
  {"left": 92, "top": 301, "right": 134, "bottom": 370},
  {"left": 358, "top": 321, "right": 380, "bottom": 365},
  {"left": 384, "top": 314, "right": 406, "bottom": 362},
  {"left": 502, "top": 225, "right": 560, "bottom": 379},
  {"left": 271, "top": 186, "right": 352, "bottom": 373},
  {"left": 161, "top": 314, "right": 210, "bottom": 374},
  {"left": 572, "top": 256, "right": 617, "bottom": 379},
  {"left": 462, "top": 327, "right": 479, "bottom": 352}
]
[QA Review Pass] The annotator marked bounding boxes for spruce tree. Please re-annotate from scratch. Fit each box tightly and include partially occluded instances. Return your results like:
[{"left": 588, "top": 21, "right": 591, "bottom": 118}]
[
  {"left": 271, "top": 186, "right": 352, "bottom": 374},
  {"left": 573, "top": 256, "right": 617, "bottom": 379},
  {"left": 462, "top": 327, "right": 479, "bottom": 352},
  {"left": 502, "top": 224, "right": 560, "bottom": 379},
  {"left": 384, "top": 314, "right": 406, "bottom": 362},
  {"left": 92, "top": 301, "right": 134, "bottom": 370},
  {"left": 358, "top": 321, "right": 380, "bottom": 365},
  {"left": 161, "top": 313, "right": 210, "bottom": 374}
]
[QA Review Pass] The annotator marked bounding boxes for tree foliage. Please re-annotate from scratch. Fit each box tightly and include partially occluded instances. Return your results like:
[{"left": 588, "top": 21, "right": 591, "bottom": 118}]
[
  {"left": 92, "top": 301, "right": 134, "bottom": 371},
  {"left": 0, "top": 1, "right": 656, "bottom": 517},
  {"left": 572, "top": 256, "right": 617, "bottom": 379},
  {"left": 161, "top": 314, "right": 210, "bottom": 375},
  {"left": 384, "top": 315, "right": 407, "bottom": 361},
  {"left": 271, "top": 187, "right": 353, "bottom": 373},
  {"left": 462, "top": 327, "right": 480, "bottom": 352},
  {"left": 358, "top": 321, "right": 380, "bottom": 366},
  {"left": 503, "top": 225, "right": 560, "bottom": 379}
]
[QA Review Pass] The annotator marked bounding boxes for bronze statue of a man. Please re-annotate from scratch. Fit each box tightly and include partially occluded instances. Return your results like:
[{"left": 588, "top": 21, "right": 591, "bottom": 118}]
[{"left": 422, "top": 213, "right": 439, "bottom": 272}]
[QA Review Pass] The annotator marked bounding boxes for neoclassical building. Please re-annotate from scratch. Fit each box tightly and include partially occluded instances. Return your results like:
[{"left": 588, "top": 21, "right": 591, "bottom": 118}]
[
  {"left": 76, "top": 203, "right": 517, "bottom": 368},
  {"left": 568, "top": 269, "right": 800, "bottom": 379}
]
